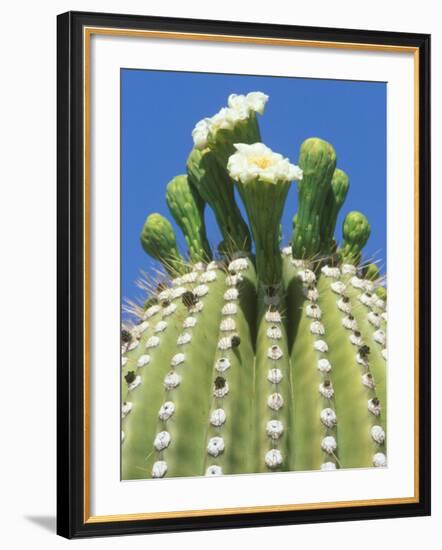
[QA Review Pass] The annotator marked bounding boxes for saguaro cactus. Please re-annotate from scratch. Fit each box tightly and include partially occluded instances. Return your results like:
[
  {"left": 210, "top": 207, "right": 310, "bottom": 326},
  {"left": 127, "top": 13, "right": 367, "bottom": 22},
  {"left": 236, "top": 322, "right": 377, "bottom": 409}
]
[{"left": 122, "top": 91, "right": 387, "bottom": 479}]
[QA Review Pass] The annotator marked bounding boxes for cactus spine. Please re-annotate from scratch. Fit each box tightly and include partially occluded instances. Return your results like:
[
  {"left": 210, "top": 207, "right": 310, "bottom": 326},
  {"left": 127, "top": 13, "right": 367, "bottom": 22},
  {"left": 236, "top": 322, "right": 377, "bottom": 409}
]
[{"left": 122, "top": 91, "right": 387, "bottom": 478}]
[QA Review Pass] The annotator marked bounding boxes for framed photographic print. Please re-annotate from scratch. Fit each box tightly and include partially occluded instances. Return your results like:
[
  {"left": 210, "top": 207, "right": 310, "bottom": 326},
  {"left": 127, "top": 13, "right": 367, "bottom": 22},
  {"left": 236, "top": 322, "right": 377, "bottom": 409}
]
[{"left": 57, "top": 11, "right": 431, "bottom": 538}]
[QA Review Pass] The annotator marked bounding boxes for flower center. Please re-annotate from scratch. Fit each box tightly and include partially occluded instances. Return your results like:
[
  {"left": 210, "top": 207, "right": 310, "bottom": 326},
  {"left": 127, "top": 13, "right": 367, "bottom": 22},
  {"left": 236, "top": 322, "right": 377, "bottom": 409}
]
[{"left": 250, "top": 156, "right": 272, "bottom": 169}]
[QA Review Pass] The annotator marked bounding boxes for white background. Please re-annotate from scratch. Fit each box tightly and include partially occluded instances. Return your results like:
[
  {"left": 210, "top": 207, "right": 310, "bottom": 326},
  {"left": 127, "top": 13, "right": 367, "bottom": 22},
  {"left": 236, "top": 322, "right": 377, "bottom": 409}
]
[{"left": 0, "top": 0, "right": 439, "bottom": 547}]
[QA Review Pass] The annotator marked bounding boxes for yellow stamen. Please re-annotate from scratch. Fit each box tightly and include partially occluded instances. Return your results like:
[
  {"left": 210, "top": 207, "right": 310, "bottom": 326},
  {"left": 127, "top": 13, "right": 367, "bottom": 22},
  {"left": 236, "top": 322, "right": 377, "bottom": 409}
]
[{"left": 251, "top": 156, "right": 272, "bottom": 169}]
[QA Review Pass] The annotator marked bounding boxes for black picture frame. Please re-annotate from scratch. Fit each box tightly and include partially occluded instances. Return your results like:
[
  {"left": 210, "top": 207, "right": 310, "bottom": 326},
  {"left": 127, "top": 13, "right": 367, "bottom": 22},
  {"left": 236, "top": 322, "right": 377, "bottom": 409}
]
[{"left": 57, "top": 10, "right": 431, "bottom": 539}]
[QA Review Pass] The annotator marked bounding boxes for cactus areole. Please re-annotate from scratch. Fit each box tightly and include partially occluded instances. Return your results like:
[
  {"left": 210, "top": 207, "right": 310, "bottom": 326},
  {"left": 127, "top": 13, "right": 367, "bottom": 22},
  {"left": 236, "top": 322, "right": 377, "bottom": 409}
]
[{"left": 122, "top": 91, "right": 387, "bottom": 479}]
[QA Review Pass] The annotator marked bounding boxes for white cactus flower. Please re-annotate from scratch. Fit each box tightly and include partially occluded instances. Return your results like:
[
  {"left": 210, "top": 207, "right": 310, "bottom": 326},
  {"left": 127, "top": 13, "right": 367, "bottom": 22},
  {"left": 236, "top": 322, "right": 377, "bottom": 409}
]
[
  {"left": 359, "top": 292, "right": 374, "bottom": 307},
  {"left": 228, "top": 91, "right": 269, "bottom": 114},
  {"left": 321, "top": 265, "right": 341, "bottom": 278},
  {"left": 321, "top": 436, "right": 337, "bottom": 454},
  {"left": 127, "top": 340, "right": 139, "bottom": 352},
  {"left": 158, "top": 401, "right": 176, "bottom": 421},
  {"left": 170, "top": 286, "right": 187, "bottom": 300},
  {"left": 199, "top": 270, "right": 217, "bottom": 283},
  {"left": 350, "top": 276, "right": 366, "bottom": 290},
  {"left": 330, "top": 281, "right": 346, "bottom": 295},
  {"left": 337, "top": 298, "right": 352, "bottom": 314},
  {"left": 162, "top": 303, "right": 177, "bottom": 317},
  {"left": 210, "top": 408, "right": 227, "bottom": 427},
  {"left": 349, "top": 332, "right": 363, "bottom": 346},
  {"left": 298, "top": 269, "right": 316, "bottom": 284},
  {"left": 224, "top": 288, "right": 239, "bottom": 301},
  {"left": 367, "top": 311, "right": 381, "bottom": 328},
  {"left": 371, "top": 425, "right": 386, "bottom": 444},
  {"left": 206, "top": 465, "right": 223, "bottom": 476},
  {"left": 189, "top": 301, "right": 204, "bottom": 313},
  {"left": 361, "top": 373, "right": 375, "bottom": 389},
  {"left": 154, "top": 431, "right": 171, "bottom": 451},
  {"left": 164, "top": 371, "right": 181, "bottom": 390},
  {"left": 282, "top": 245, "right": 292, "bottom": 256},
  {"left": 226, "top": 274, "right": 242, "bottom": 286},
  {"left": 207, "top": 436, "right": 225, "bottom": 457},
  {"left": 320, "top": 408, "right": 337, "bottom": 428},
  {"left": 342, "top": 315, "right": 358, "bottom": 331},
  {"left": 228, "top": 257, "right": 249, "bottom": 272},
  {"left": 183, "top": 316, "right": 197, "bottom": 329},
  {"left": 306, "top": 304, "right": 322, "bottom": 319},
  {"left": 319, "top": 381, "right": 334, "bottom": 399},
  {"left": 194, "top": 284, "right": 209, "bottom": 298},
  {"left": 170, "top": 353, "right": 186, "bottom": 367},
  {"left": 121, "top": 401, "right": 133, "bottom": 419},
  {"left": 222, "top": 302, "right": 238, "bottom": 316},
  {"left": 227, "top": 142, "right": 302, "bottom": 186},
  {"left": 318, "top": 358, "right": 332, "bottom": 373},
  {"left": 266, "top": 325, "right": 282, "bottom": 340},
  {"left": 368, "top": 398, "right": 382, "bottom": 416},
  {"left": 373, "top": 330, "right": 386, "bottom": 346},
  {"left": 215, "top": 357, "right": 231, "bottom": 373},
  {"left": 213, "top": 380, "right": 229, "bottom": 398},
  {"left": 304, "top": 286, "right": 319, "bottom": 302},
  {"left": 267, "top": 368, "right": 283, "bottom": 384},
  {"left": 152, "top": 460, "right": 168, "bottom": 478},
  {"left": 177, "top": 332, "right": 192, "bottom": 346},
  {"left": 181, "top": 271, "right": 199, "bottom": 284},
  {"left": 342, "top": 264, "right": 357, "bottom": 275},
  {"left": 154, "top": 320, "right": 168, "bottom": 333},
  {"left": 267, "top": 345, "right": 284, "bottom": 360},
  {"left": 310, "top": 321, "right": 325, "bottom": 336},
  {"left": 267, "top": 393, "right": 284, "bottom": 411},
  {"left": 121, "top": 357, "right": 128, "bottom": 368},
  {"left": 321, "top": 462, "right": 337, "bottom": 471},
  {"left": 373, "top": 452, "right": 387, "bottom": 467},
  {"left": 382, "top": 348, "right": 387, "bottom": 360},
  {"left": 137, "top": 354, "right": 151, "bottom": 368},
  {"left": 218, "top": 337, "right": 233, "bottom": 351},
  {"left": 314, "top": 339, "right": 329, "bottom": 353},
  {"left": 128, "top": 375, "right": 142, "bottom": 392},
  {"left": 265, "top": 449, "right": 283, "bottom": 469},
  {"left": 144, "top": 304, "right": 161, "bottom": 319},
  {"left": 220, "top": 317, "right": 236, "bottom": 332},
  {"left": 266, "top": 420, "right": 284, "bottom": 440},
  {"left": 265, "top": 309, "right": 282, "bottom": 323}
]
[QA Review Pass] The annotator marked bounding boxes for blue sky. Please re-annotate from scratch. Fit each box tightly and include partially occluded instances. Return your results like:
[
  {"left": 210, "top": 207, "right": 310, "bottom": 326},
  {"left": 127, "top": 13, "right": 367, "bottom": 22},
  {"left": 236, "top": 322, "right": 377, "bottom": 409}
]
[{"left": 121, "top": 69, "right": 386, "bottom": 313}]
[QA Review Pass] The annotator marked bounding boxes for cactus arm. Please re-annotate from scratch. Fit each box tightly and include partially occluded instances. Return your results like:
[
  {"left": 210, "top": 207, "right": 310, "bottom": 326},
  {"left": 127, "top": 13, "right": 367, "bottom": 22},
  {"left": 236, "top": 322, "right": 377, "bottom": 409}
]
[
  {"left": 165, "top": 175, "right": 212, "bottom": 263},
  {"left": 187, "top": 149, "right": 252, "bottom": 254},
  {"left": 204, "top": 259, "right": 258, "bottom": 475},
  {"left": 320, "top": 169, "right": 350, "bottom": 254},
  {"left": 148, "top": 269, "right": 227, "bottom": 478},
  {"left": 339, "top": 211, "right": 371, "bottom": 265},
  {"left": 253, "top": 290, "right": 292, "bottom": 472},
  {"left": 317, "top": 273, "right": 383, "bottom": 468},
  {"left": 292, "top": 138, "right": 337, "bottom": 259},
  {"left": 140, "top": 213, "right": 187, "bottom": 276}
]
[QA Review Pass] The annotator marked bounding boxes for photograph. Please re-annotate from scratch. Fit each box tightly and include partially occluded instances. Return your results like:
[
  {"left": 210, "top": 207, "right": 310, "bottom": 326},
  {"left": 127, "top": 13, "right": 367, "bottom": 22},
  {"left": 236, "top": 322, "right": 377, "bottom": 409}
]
[{"left": 120, "top": 70, "right": 388, "bottom": 480}]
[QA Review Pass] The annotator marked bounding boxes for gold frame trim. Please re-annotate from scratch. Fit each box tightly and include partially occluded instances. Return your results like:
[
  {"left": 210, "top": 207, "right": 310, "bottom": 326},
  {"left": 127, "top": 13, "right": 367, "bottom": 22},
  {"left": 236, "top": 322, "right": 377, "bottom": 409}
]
[{"left": 83, "top": 27, "right": 420, "bottom": 524}]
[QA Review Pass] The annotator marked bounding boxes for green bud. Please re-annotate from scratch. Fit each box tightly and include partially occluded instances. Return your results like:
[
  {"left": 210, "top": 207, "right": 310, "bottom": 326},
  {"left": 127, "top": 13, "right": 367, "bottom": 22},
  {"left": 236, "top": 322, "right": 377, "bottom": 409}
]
[
  {"left": 375, "top": 286, "right": 387, "bottom": 301},
  {"left": 320, "top": 168, "right": 350, "bottom": 254},
  {"left": 140, "top": 213, "right": 186, "bottom": 276},
  {"left": 340, "top": 211, "right": 371, "bottom": 265},
  {"left": 166, "top": 175, "right": 212, "bottom": 263},
  {"left": 364, "top": 263, "right": 380, "bottom": 281}
]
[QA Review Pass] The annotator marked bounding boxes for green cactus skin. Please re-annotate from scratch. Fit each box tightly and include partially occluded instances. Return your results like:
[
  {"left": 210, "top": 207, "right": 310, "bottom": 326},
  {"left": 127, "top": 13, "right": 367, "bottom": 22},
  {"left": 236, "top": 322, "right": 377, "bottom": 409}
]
[
  {"left": 340, "top": 211, "right": 371, "bottom": 265},
  {"left": 187, "top": 148, "right": 252, "bottom": 254},
  {"left": 204, "top": 260, "right": 257, "bottom": 475},
  {"left": 234, "top": 177, "right": 291, "bottom": 285},
  {"left": 320, "top": 169, "right": 350, "bottom": 254},
  {"left": 166, "top": 175, "right": 212, "bottom": 263},
  {"left": 292, "top": 138, "right": 337, "bottom": 259},
  {"left": 140, "top": 213, "right": 186, "bottom": 276}
]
